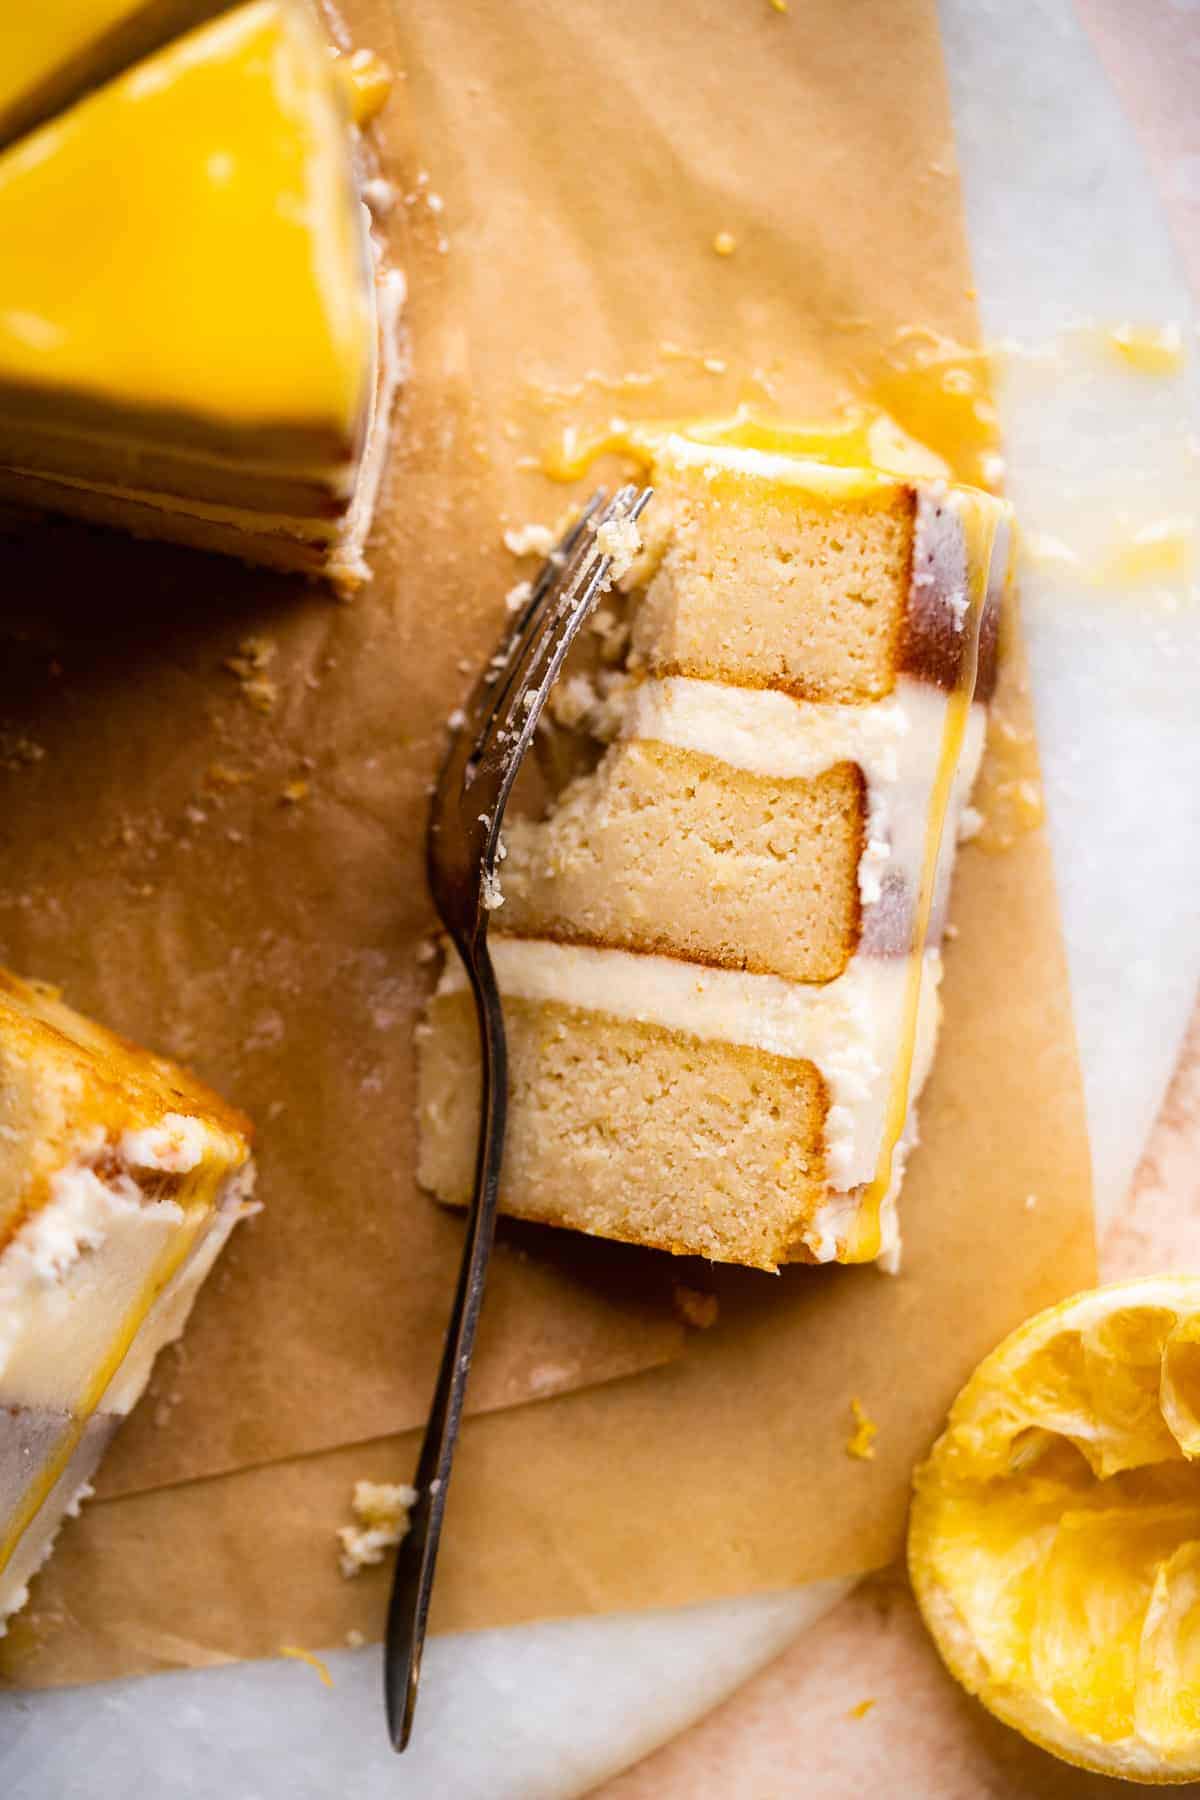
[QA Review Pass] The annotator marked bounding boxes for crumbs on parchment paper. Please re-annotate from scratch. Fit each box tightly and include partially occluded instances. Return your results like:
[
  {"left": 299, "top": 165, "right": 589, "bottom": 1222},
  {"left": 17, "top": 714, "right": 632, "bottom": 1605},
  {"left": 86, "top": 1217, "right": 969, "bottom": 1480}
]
[
  {"left": 672, "top": 1283, "right": 720, "bottom": 1331},
  {"left": 223, "top": 635, "right": 278, "bottom": 714},
  {"left": 503, "top": 522, "right": 555, "bottom": 559},
  {"left": 337, "top": 1479, "right": 418, "bottom": 1579}
]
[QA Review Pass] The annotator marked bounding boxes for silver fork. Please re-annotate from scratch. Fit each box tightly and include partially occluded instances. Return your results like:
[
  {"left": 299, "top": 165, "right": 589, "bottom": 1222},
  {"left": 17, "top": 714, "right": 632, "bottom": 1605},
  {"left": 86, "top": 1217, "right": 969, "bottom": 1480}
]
[{"left": 384, "top": 482, "right": 653, "bottom": 1752}]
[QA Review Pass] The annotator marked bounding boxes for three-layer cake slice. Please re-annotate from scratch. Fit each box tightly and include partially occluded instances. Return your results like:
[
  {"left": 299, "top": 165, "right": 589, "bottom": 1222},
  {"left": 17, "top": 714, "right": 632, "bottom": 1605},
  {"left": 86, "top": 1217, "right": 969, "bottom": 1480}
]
[{"left": 418, "top": 436, "right": 1012, "bottom": 1271}]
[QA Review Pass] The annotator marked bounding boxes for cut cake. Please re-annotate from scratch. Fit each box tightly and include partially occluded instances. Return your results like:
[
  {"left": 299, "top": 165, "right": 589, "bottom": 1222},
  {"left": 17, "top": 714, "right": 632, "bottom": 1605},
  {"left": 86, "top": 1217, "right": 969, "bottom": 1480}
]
[{"left": 418, "top": 434, "right": 1012, "bottom": 1272}]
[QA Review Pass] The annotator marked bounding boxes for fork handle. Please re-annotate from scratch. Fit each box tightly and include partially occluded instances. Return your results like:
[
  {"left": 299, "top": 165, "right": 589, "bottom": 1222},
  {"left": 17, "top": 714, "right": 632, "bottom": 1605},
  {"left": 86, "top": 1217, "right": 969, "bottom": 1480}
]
[{"left": 384, "top": 942, "right": 508, "bottom": 1751}]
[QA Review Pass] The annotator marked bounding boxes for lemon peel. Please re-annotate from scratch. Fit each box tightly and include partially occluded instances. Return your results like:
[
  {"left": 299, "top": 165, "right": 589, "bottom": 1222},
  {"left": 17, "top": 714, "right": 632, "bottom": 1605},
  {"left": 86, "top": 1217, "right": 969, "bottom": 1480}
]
[{"left": 910, "top": 1277, "right": 1200, "bottom": 1783}]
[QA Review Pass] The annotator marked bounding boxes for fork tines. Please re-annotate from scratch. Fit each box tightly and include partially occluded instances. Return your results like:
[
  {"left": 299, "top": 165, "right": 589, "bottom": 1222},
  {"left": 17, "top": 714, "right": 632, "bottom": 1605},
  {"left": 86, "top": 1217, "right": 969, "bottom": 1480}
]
[
  {"left": 427, "top": 481, "right": 652, "bottom": 948},
  {"left": 468, "top": 483, "right": 651, "bottom": 793}
]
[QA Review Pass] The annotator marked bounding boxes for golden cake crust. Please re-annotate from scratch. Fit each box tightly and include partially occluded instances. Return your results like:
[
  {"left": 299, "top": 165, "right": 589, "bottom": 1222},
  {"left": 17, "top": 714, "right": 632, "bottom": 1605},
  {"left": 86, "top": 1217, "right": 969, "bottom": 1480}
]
[{"left": 0, "top": 968, "right": 251, "bottom": 1247}]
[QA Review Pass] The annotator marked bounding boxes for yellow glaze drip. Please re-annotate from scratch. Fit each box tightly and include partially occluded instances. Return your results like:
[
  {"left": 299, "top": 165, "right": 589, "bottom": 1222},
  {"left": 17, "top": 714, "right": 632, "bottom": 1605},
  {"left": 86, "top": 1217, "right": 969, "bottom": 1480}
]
[
  {"left": 0, "top": 1155, "right": 229, "bottom": 1581},
  {"left": 1102, "top": 324, "right": 1185, "bottom": 377},
  {"left": 1103, "top": 520, "right": 1194, "bottom": 586},
  {"left": 867, "top": 330, "right": 999, "bottom": 491},
  {"left": 334, "top": 47, "right": 393, "bottom": 129},
  {"left": 0, "top": 0, "right": 370, "bottom": 443},
  {"left": 845, "top": 499, "right": 998, "bottom": 1262}
]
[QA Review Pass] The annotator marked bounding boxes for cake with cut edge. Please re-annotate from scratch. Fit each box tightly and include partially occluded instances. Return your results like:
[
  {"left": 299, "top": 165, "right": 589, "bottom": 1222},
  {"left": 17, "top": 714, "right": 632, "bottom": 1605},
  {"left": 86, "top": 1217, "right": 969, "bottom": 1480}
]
[
  {"left": 0, "top": 0, "right": 403, "bottom": 592},
  {"left": 418, "top": 433, "right": 1012, "bottom": 1272},
  {"left": 0, "top": 969, "right": 254, "bottom": 1631}
]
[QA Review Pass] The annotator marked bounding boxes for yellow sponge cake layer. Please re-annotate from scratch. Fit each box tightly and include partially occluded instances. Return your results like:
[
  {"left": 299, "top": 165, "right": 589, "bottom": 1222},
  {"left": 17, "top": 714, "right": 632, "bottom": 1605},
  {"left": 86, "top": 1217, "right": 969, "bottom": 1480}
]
[
  {"left": 418, "top": 992, "right": 827, "bottom": 1270},
  {"left": 0, "top": 969, "right": 254, "bottom": 1630},
  {"left": 632, "top": 442, "right": 916, "bottom": 701},
  {"left": 502, "top": 742, "right": 865, "bottom": 983}
]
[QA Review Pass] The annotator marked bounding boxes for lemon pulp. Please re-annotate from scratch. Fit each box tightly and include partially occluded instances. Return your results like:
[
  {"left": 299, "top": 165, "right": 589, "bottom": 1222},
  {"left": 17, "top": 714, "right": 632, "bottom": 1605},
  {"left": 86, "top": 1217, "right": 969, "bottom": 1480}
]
[{"left": 910, "top": 1278, "right": 1200, "bottom": 1782}]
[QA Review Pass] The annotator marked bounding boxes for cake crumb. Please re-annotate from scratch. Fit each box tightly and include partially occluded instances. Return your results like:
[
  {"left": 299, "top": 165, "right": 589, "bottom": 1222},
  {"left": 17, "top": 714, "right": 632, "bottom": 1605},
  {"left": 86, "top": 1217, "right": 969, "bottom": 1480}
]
[
  {"left": 363, "top": 177, "right": 394, "bottom": 217},
  {"left": 345, "top": 1628, "right": 366, "bottom": 1649},
  {"left": 0, "top": 734, "right": 46, "bottom": 770},
  {"left": 504, "top": 522, "right": 555, "bottom": 559},
  {"left": 673, "top": 1283, "right": 720, "bottom": 1330},
  {"left": 957, "top": 805, "right": 983, "bottom": 844},
  {"left": 224, "top": 635, "right": 278, "bottom": 714},
  {"left": 595, "top": 513, "right": 643, "bottom": 583},
  {"left": 848, "top": 1697, "right": 876, "bottom": 1720},
  {"left": 846, "top": 1398, "right": 878, "bottom": 1461},
  {"left": 280, "top": 779, "right": 310, "bottom": 805},
  {"left": 712, "top": 231, "right": 737, "bottom": 257},
  {"left": 505, "top": 579, "right": 533, "bottom": 614},
  {"left": 338, "top": 1479, "right": 418, "bottom": 1578},
  {"left": 547, "top": 669, "right": 634, "bottom": 741},
  {"left": 548, "top": 673, "right": 596, "bottom": 731},
  {"left": 1025, "top": 1192, "right": 1038, "bottom": 1211},
  {"left": 205, "top": 762, "right": 248, "bottom": 791},
  {"left": 481, "top": 867, "right": 505, "bottom": 912},
  {"left": 279, "top": 1645, "right": 333, "bottom": 1687},
  {"left": 769, "top": 0, "right": 790, "bottom": 12}
]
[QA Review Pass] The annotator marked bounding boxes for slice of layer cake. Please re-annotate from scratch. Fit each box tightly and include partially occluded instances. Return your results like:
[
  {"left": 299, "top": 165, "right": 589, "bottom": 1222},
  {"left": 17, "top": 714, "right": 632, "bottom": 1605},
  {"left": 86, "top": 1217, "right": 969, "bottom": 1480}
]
[
  {"left": 0, "top": 0, "right": 403, "bottom": 591},
  {"left": 0, "top": 2, "right": 232, "bottom": 146},
  {"left": 418, "top": 435, "right": 1012, "bottom": 1272},
  {"left": 0, "top": 969, "right": 254, "bottom": 1631}
]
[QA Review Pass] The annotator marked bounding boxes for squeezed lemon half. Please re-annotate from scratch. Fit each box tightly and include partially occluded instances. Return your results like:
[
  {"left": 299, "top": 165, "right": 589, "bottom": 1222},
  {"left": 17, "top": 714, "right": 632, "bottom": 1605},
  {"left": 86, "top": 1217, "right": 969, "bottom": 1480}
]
[{"left": 909, "top": 1277, "right": 1200, "bottom": 1783}]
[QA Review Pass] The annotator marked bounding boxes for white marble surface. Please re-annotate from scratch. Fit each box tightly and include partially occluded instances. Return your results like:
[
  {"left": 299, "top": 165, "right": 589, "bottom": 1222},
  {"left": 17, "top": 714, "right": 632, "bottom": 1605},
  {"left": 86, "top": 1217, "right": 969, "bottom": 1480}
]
[{"left": 3, "top": 2, "right": 1199, "bottom": 1795}]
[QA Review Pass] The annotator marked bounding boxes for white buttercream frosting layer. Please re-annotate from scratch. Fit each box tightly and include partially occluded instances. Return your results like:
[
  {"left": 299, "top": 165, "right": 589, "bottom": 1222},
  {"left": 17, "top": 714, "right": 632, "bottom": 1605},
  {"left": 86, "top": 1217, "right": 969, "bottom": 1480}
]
[
  {"left": 440, "top": 938, "right": 942, "bottom": 1199},
  {"left": 0, "top": 1148, "right": 185, "bottom": 1408}
]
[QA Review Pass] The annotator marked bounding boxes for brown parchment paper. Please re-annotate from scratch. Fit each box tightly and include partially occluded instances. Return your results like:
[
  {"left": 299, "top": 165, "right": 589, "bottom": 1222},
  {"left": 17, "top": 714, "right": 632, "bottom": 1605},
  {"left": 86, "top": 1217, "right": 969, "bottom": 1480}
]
[
  {"left": 0, "top": 0, "right": 688, "bottom": 1505},
  {"left": 0, "top": 0, "right": 1095, "bottom": 1686}
]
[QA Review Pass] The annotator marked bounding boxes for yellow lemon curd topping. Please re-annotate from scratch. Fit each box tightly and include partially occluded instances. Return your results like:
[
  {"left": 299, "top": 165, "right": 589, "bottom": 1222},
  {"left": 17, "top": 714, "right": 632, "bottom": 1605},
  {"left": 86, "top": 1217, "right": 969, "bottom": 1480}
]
[
  {"left": 0, "top": 0, "right": 370, "bottom": 451},
  {"left": 910, "top": 1278, "right": 1200, "bottom": 1782},
  {"left": 0, "top": 0, "right": 202, "bottom": 137},
  {"left": 538, "top": 328, "right": 1001, "bottom": 495},
  {"left": 1103, "top": 324, "right": 1186, "bottom": 377},
  {"left": 546, "top": 404, "right": 950, "bottom": 491}
]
